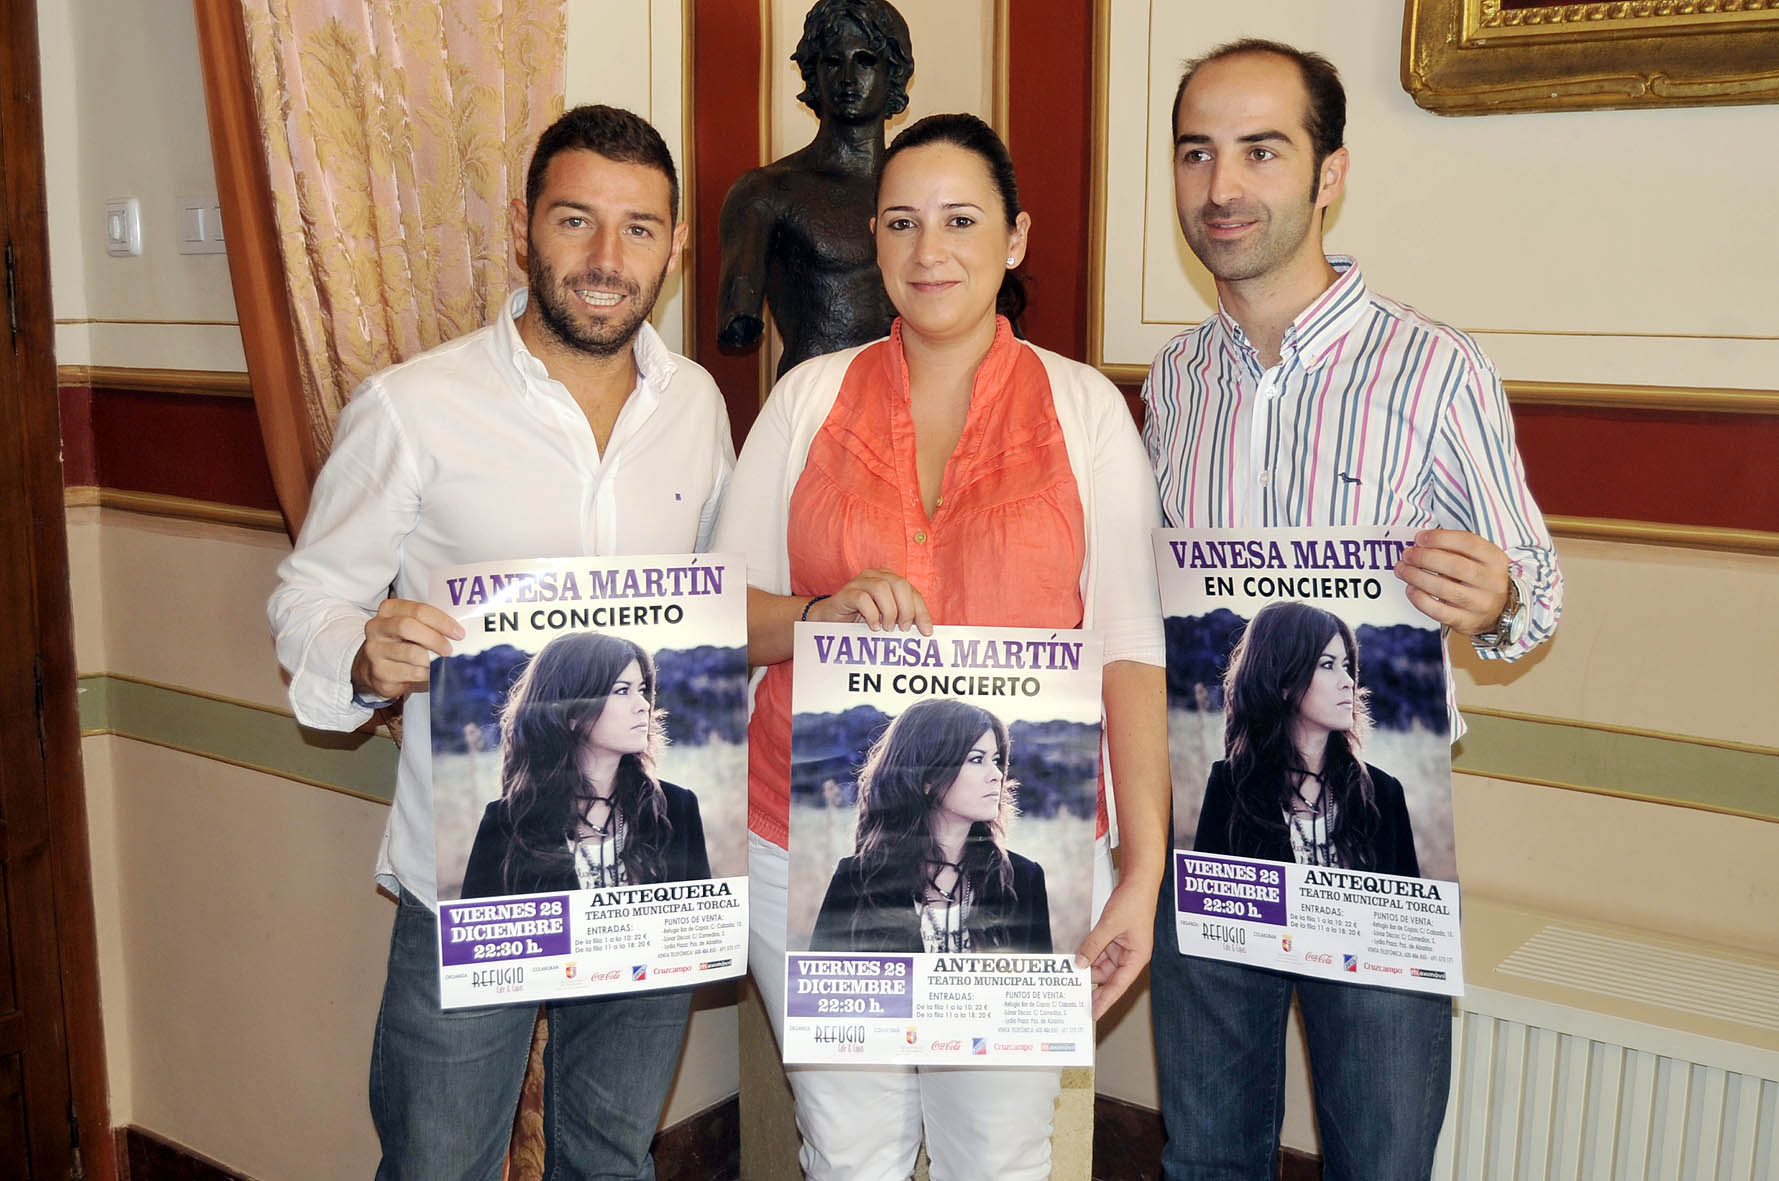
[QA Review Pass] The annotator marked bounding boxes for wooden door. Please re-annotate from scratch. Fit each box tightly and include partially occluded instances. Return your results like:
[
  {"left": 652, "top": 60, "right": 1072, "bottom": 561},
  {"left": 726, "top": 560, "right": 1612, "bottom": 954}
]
[{"left": 0, "top": 0, "right": 110, "bottom": 1175}]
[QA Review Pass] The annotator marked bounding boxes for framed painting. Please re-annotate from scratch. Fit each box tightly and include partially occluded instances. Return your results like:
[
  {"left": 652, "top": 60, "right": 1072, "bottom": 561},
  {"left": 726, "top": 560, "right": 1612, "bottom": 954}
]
[{"left": 1403, "top": 0, "right": 1779, "bottom": 114}]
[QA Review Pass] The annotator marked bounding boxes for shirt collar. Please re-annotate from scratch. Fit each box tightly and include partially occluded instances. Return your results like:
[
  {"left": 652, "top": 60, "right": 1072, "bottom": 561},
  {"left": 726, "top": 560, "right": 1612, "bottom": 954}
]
[
  {"left": 498, "top": 287, "right": 679, "bottom": 401},
  {"left": 1214, "top": 255, "right": 1368, "bottom": 373}
]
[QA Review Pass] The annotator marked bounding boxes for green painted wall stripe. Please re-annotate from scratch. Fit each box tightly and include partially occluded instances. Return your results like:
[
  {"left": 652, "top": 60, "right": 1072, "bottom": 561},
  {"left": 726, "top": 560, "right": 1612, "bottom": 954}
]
[
  {"left": 77, "top": 676, "right": 1776, "bottom": 821},
  {"left": 79, "top": 675, "right": 398, "bottom": 803},
  {"left": 1454, "top": 712, "right": 1778, "bottom": 821}
]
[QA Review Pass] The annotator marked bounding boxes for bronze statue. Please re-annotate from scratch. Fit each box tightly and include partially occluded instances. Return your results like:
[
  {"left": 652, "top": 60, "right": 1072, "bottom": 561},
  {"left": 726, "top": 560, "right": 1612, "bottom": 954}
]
[{"left": 717, "top": 0, "right": 912, "bottom": 379}]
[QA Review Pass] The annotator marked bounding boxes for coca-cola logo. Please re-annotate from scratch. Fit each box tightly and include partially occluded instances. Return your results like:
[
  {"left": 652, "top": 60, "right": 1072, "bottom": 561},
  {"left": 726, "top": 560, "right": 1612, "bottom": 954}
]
[
  {"left": 929, "top": 1039, "right": 963, "bottom": 1051},
  {"left": 1305, "top": 952, "right": 1335, "bottom": 966}
]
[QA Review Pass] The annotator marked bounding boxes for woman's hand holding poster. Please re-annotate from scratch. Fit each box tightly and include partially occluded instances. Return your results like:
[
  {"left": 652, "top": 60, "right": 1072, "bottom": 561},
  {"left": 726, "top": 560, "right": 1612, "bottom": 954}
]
[
  {"left": 1153, "top": 528, "right": 1464, "bottom": 997},
  {"left": 425, "top": 554, "right": 749, "bottom": 1008},
  {"left": 783, "top": 622, "right": 1100, "bottom": 1066}
]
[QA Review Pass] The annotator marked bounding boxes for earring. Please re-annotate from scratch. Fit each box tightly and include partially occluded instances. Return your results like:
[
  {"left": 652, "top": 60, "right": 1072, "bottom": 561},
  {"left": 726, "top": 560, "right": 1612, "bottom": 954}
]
[{"left": 1005, "top": 256, "right": 1015, "bottom": 266}]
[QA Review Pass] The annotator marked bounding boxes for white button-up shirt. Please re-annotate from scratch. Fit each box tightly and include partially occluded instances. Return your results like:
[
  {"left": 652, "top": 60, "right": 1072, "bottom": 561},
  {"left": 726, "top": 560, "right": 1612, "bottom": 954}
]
[{"left": 269, "top": 290, "right": 734, "bottom": 907}]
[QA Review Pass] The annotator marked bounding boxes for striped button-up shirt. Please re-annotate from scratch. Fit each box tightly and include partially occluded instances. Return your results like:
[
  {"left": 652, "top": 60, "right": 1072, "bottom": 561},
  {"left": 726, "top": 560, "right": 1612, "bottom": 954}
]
[{"left": 1141, "top": 257, "right": 1562, "bottom": 679}]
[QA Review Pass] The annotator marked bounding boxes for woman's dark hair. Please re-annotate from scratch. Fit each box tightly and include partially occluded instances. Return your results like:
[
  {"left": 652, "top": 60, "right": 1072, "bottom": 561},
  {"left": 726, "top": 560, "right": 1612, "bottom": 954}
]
[
  {"left": 495, "top": 632, "right": 671, "bottom": 890},
  {"left": 1220, "top": 601, "right": 1378, "bottom": 868},
  {"left": 850, "top": 698, "right": 1018, "bottom": 948},
  {"left": 878, "top": 113, "right": 1029, "bottom": 332},
  {"left": 792, "top": 0, "right": 914, "bottom": 117}
]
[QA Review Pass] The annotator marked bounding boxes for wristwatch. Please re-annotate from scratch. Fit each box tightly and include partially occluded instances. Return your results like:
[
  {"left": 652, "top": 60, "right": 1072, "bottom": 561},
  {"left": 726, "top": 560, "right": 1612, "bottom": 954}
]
[
  {"left": 1474, "top": 575, "right": 1527, "bottom": 651},
  {"left": 353, "top": 689, "right": 398, "bottom": 710}
]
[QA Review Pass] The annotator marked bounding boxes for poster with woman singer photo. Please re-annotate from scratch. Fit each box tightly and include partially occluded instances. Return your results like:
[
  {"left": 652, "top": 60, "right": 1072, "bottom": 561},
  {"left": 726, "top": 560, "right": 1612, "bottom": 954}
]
[
  {"left": 783, "top": 622, "right": 1101, "bottom": 1066},
  {"left": 425, "top": 554, "right": 748, "bottom": 1009},
  {"left": 1153, "top": 527, "right": 1463, "bottom": 997}
]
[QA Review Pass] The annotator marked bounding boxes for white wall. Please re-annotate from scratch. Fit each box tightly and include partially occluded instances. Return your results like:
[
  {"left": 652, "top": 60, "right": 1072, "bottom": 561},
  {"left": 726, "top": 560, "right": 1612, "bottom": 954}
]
[
  {"left": 47, "top": 0, "right": 243, "bottom": 370},
  {"left": 1098, "top": 0, "right": 1779, "bottom": 389},
  {"left": 565, "top": 0, "right": 694, "bottom": 351}
]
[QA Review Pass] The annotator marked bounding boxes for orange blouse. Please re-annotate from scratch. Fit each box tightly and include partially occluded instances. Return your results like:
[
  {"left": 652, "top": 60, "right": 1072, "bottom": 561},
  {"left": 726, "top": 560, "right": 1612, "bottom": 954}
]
[{"left": 748, "top": 319, "right": 1095, "bottom": 847}]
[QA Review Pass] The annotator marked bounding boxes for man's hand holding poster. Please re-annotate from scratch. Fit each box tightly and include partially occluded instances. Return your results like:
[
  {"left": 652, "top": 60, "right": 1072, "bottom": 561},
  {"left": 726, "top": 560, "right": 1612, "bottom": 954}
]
[
  {"left": 783, "top": 623, "right": 1100, "bottom": 1066},
  {"left": 426, "top": 555, "right": 748, "bottom": 1008},
  {"left": 1153, "top": 529, "right": 1464, "bottom": 997}
]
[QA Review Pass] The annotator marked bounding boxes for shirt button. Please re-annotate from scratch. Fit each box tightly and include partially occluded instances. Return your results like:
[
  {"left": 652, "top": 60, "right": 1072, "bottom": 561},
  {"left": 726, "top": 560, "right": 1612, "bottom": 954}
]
[
  {"left": 1257, "top": 471, "right": 1271, "bottom": 486},
  {"left": 914, "top": 531, "right": 928, "bottom": 544}
]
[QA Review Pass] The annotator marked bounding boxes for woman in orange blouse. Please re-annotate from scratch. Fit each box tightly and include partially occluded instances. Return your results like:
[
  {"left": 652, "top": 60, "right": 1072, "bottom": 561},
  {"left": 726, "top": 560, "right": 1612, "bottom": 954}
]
[{"left": 715, "top": 113, "right": 1169, "bottom": 1179}]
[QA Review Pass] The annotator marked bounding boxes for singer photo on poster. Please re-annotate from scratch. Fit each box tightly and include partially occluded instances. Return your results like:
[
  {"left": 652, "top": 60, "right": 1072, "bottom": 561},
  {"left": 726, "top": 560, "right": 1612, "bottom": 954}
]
[
  {"left": 1155, "top": 528, "right": 1463, "bottom": 996},
  {"left": 783, "top": 622, "right": 1102, "bottom": 1066},
  {"left": 426, "top": 554, "right": 749, "bottom": 1008}
]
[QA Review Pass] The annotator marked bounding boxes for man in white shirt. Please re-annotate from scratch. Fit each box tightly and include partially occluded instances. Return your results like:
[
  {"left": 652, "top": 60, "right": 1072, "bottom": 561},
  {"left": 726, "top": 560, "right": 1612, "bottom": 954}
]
[{"left": 268, "top": 105, "right": 733, "bottom": 1180}]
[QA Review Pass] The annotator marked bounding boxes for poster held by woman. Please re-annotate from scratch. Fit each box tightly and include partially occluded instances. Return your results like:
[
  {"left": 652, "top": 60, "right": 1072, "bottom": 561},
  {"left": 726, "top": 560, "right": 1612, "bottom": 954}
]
[
  {"left": 1154, "top": 527, "right": 1463, "bottom": 996},
  {"left": 424, "top": 553, "right": 749, "bottom": 1008},
  {"left": 783, "top": 621, "right": 1101, "bottom": 1065}
]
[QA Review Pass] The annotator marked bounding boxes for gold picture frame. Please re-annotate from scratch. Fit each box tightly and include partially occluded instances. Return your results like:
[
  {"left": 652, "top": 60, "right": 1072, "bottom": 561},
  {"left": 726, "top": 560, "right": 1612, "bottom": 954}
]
[{"left": 1402, "top": 0, "right": 1779, "bottom": 114}]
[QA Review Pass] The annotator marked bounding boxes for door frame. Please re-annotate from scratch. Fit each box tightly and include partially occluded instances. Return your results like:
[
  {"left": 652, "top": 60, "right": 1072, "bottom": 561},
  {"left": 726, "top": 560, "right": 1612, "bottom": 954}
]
[{"left": 2, "top": 0, "right": 114, "bottom": 1175}]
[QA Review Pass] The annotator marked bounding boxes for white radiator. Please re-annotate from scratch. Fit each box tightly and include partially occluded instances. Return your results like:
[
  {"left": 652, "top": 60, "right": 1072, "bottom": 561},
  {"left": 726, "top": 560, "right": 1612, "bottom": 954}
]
[{"left": 1432, "top": 926, "right": 1779, "bottom": 1180}]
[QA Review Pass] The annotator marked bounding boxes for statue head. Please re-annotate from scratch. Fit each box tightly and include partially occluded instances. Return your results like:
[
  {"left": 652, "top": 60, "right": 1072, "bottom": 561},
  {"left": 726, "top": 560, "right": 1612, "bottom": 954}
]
[{"left": 792, "top": 0, "right": 914, "bottom": 121}]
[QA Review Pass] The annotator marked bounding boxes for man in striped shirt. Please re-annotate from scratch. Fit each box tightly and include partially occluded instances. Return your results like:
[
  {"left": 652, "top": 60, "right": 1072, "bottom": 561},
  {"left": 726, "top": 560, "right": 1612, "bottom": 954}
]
[{"left": 1141, "top": 40, "right": 1563, "bottom": 1179}]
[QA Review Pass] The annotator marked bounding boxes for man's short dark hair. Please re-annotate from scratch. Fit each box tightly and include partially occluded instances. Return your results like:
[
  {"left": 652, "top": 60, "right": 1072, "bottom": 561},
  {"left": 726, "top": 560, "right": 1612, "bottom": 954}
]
[
  {"left": 1172, "top": 39, "right": 1346, "bottom": 174},
  {"left": 792, "top": 0, "right": 914, "bottom": 118},
  {"left": 525, "top": 105, "right": 680, "bottom": 222}
]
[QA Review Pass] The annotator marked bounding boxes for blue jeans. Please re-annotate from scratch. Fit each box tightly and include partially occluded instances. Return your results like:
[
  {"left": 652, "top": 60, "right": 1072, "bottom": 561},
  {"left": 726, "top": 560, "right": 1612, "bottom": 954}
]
[
  {"left": 1150, "top": 873, "right": 1453, "bottom": 1180},
  {"left": 369, "top": 890, "right": 693, "bottom": 1180}
]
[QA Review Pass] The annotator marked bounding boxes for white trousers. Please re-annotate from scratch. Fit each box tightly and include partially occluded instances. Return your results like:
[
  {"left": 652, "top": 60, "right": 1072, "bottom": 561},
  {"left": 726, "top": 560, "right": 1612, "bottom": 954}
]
[{"left": 749, "top": 832, "right": 1111, "bottom": 1181}]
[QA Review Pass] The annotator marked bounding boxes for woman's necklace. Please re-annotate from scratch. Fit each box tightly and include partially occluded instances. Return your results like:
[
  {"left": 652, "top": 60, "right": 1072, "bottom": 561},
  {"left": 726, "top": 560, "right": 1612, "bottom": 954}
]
[
  {"left": 925, "top": 859, "right": 964, "bottom": 901},
  {"left": 1292, "top": 768, "right": 1325, "bottom": 812},
  {"left": 1288, "top": 770, "right": 1334, "bottom": 867},
  {"left": 572, "top": 793, "right": 626, "bottom": 887},
  {"left": 921, "top": 859, "right": 971, "bottom": 953},
  {"left": 575, "top": 792, "right": 617, "bottom": 838}
]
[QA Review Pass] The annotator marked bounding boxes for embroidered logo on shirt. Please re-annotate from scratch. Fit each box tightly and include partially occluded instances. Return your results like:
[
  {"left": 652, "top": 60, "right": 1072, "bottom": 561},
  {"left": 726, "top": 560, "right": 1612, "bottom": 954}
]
[{"left": 1336, "top": 472, "right": 1362, "bottom": 486}]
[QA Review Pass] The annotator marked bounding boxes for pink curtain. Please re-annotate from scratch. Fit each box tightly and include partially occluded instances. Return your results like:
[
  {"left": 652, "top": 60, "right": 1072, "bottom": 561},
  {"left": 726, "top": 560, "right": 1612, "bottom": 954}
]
[{"left": 236, "top": 0, "right": 565, "bottom": 509}]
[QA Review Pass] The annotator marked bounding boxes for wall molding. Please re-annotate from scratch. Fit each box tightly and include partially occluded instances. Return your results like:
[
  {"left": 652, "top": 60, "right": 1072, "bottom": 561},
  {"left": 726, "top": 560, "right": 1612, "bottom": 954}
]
[
  {"left": 1454, "top": 708, "right": 1779, "bottom": 824},
  {"left": 1103, "top": 368, "right": 1779, "bottom": 418},
  {"left": 1464, "top": 705, "right": 1779, "bottom": 760},
  {"left": 64, "top": 486, "right": 286, "bottom": 532},
  {"left": 73, "top": 671, "right": 1779, "bottom": 824},
  {"left": 78, "top": 673, "right": 397, "bottom": 804},
  {"left": 1543, "top": 514, "right": 1779, "bottom": 556},
  {"left": 1506, "top": 380, "right": 1779, "bottom": 415},
  {"left": 119, "top": 1126, "right": 248, "bottom": 1180},
  {"left": 59, "top": 364, "right": 252, "bottom": 397}
]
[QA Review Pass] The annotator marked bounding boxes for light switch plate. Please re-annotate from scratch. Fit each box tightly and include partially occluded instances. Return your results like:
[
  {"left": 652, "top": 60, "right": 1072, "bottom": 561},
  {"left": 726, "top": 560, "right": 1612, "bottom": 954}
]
[
  {"left": 176, "top": 195, "right": 227, "bottom": 255},
  {"left": 104, "top": 197, "right": 142, "bottom": 257}
]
